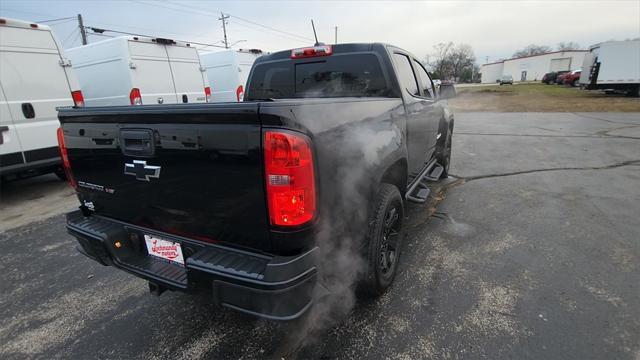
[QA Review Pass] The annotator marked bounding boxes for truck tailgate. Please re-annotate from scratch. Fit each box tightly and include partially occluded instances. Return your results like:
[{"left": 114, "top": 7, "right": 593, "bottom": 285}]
[{"left": 58, "top": 103, "right": 271, "bottom": 252}]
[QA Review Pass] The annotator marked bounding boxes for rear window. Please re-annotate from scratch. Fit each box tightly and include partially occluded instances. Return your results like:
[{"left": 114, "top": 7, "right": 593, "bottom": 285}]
[{"left": 246, "top": 54, "right": 391, "bottom": 99}]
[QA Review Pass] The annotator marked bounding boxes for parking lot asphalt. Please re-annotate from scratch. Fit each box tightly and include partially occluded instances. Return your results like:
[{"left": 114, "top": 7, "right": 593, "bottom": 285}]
[{"left": 1, "top": 112, "right": 639, "bottom": 359}]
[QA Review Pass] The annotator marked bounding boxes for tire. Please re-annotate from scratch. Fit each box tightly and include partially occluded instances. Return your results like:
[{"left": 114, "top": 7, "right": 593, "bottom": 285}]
[
  {"left": 54, "top": 167, "right": 67, "bottom": 181},
  {"left": 436, "top": 121, "right": 453, "bottom": 178},
  {"left": 361, "top": 183, "right": 404, "bottom": 298}
]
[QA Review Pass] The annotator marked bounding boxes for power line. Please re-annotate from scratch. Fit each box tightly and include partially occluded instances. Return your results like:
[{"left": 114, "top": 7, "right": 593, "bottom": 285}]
[
  {"left": 171, "top": 1, "right": 314, "bottom": 42},
  {"left": 84, "top": 26, "right": 227, "bottom": 49},
  {"left": 60, "top": 28, "right": 77, "bottom": 46},
  {"left": 226, "top": 20, "right": 309, "bottom": 45},
  {"left": 38, "top": 16, "right": 76, "bottom": 23},
  {"left": 134, "top": 0, "right": 314, "bottom": 43},
  {"left": 0, "top": 7, "right": 68, "bottom": 20}
]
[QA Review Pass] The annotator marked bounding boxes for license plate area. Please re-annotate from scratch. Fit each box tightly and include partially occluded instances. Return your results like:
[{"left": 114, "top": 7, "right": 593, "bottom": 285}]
[{"left": 144, "top": 234, "right": 185, "bottom": 266}]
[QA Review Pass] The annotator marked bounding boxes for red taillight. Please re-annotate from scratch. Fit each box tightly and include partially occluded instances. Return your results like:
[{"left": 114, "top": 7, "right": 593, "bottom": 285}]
[
  {"left": 264, "top": 130, "right": 316, "bottom": 227},
  {"left": 30, "top": 23, "right": 38, "bottom": 29},
  {"left": 291, "top": 45, "right": 332, "bottom": 59},
  {"left": 71, "top": 90, "right": 84, "bottom": 107},
  {"left": 129, "top": 88, "right": 142, "bottom": 105},
  {"left": 56, "top": 127, "right": 77, "bottom": 189},
  {"left": 204, "top": 86, "right": 211, "bottom": 102},
  {"left": 236, "top": 85, "right": 244, "bottom": 102}
]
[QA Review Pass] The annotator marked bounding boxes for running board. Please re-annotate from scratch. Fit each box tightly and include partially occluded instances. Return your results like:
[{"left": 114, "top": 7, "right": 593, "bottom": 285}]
[{"left": 406, "top": 161, "right": 444, "bottom": 204}]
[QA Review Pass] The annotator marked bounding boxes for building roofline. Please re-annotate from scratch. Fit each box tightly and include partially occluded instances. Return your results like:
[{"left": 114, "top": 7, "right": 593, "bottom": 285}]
[{"left": 482, "top": 49, "right": 589, "bottom": 67}]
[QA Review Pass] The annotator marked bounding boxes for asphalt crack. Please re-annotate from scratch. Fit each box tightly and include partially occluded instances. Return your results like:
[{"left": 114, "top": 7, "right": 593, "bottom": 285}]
[
  {"left": 450, "top": 159, "right": 640, "bottom": 182},
  {"left": 455, "top": 132, "right": 634, "bottom": 139},
  {"left": 571, "top": 112, "right": 640, "bottom": 126}
]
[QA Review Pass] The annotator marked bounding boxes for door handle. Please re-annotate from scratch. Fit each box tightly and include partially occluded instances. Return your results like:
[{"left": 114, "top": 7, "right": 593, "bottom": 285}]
[
  {"left": 120, "top": 129, "right": 155, "bottom": 157},
  {"left": 0, "top": 126, "right": 8, "bottom": 145},
  {"left": 21, "top": 103, "right": 35, "bottom": 119}
]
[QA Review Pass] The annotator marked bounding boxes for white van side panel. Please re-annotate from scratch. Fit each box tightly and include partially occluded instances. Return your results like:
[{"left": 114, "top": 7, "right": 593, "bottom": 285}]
[
  {"left": 0, "top": 26, "right": 73, "bottom": 155},
  {"left": 128, "top": 41, "right": 179, "bottom": 105},
  {"left": 165, "top": 45, "right": 207, "bottom": 103},
  {"left": 67, "top": 38, "right": 132, "bottom": 106},
  {"left": 0, "top": 82, "right": 24, "bottom": 162}
]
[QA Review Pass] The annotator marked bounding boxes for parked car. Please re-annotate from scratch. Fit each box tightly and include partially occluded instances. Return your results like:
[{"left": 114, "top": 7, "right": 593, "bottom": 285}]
[
  {"left": 545, "top": 70, "right": 568, "bottom": 85},
  {"left": 200, "top": 49, "right": 263, "bottom": 102},
  {"left": 58, "top": 43, "right": 454, "bottom": 320},
  {"left": 66, "top": 36, "right": 210, "bottom": 106},
  {"left": 0, "top": 17, "right": 84, "bottom": 182},
  {"left": 563, "top": 70, "right": 582, "bottom": 87},
  {"left": 556, "top": 71, "right": 572, "bottom": 85},
  {"left": 499, "top": 75, "right": 513, "bottom": 85}
]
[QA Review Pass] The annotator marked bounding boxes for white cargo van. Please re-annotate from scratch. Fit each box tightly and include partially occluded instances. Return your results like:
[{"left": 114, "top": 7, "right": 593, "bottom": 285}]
[
  {"left": 200, "top": 49, "right": 263, "bottom": 102},
  {"left": 580, "top": 40, "right": 640, "bottom": 96},
  {"left": 67, "top": 36, "right": 211, "bottom": 106},
  {"left": 0, "top": 17, "right": 84, "bottom": 181}
]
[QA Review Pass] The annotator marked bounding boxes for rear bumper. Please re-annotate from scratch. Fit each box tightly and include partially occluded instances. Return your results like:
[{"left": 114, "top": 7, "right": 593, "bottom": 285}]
[{"left": 66, "top": 210, "right": 317, "bottom": 320}]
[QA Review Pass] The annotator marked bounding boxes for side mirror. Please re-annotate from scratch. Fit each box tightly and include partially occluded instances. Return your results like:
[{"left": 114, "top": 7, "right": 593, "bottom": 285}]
[{"left": 439, "top": 84, "right": 456, "bottom": 99}]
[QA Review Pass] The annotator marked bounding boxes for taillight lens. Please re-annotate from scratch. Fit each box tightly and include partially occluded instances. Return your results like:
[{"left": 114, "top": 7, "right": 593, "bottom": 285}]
[
  {"left": 236, "top": 85, "right": 244, "bottom": 102},
  {"left": 264, "top": 130, "right": 316, "bottom": 226},
  {"left": 291, "top": 45, "right": 332, "bottom": 59},
  {"left": 129, "top": 88, "right": 142, "bottom": 105},
  {"left": 71, "top": 90, "right": 84, "bottom": 107},
  {"left": 204, "top": 86, "right": 211, "bottom": 102},
  {"left": 57, "top": 127, "right": 77, "bottom": 189}
]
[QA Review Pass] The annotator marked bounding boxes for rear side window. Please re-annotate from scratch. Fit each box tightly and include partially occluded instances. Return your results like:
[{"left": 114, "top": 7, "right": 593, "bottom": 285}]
[
  {"left": 392, "top": 53, "right": 419, "bottom": 96},
  {"left": 412, "top": 60, "right": 434, "bottom": 99},
  {"left": 247, "top": 54, "right": 390, "bottom": 99}
]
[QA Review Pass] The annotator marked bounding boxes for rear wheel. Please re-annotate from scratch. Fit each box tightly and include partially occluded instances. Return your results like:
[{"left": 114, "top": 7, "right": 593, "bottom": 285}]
[
  {"left": 54, "top": 167, "right": 67, "bottom": 181},
  {"left": 361, "top": 183, "right": 404, "bottom": 297}
]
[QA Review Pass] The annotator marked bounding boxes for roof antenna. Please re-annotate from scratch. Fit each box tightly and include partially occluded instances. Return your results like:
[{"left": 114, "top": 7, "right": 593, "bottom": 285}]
[{"left": 311, "top": 19, "right": 320, "bottom": 46}]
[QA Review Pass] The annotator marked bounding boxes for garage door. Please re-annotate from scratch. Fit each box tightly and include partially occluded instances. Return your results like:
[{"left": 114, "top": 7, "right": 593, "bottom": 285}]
[{"left": 550, "top": 58, "right": 571, "bottom": 72}]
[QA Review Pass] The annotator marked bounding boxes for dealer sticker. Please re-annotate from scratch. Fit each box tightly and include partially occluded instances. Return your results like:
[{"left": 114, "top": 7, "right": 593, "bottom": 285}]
[{"left": 144, "top": 235, "right": 184, "bottom": 265}]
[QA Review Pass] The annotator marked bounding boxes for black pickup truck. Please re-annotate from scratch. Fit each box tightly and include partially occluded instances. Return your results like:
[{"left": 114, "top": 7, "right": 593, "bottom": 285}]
[{"left": 58, "top": 43, "right": 454, "bottom": 320}]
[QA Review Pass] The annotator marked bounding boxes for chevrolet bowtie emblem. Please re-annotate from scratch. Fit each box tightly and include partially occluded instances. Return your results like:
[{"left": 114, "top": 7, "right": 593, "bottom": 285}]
[{"left": 124, "top": 160, "right": 161, "bottom": 181}]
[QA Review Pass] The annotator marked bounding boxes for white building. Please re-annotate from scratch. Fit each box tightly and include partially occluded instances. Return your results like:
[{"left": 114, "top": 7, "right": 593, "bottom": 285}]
[{"left": 481, "top": 50, "right": 588, "bottom": 83}]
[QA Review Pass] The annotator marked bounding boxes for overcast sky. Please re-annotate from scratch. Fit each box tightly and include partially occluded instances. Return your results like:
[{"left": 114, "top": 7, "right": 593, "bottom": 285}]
[{"left": 1, "top": 0, "right": 639, "bottom": 63}]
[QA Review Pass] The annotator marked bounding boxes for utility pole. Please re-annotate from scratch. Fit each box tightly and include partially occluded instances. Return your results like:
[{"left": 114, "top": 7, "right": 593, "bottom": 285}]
[
  {"left": 219, "top": 12, "right": 229, "bottom": 49},
  {"left": 334, "top": 26, "right": 337, "bottom": 44},
  {"left": 77, "top": 14, "right": 87, "bottom": 45}
]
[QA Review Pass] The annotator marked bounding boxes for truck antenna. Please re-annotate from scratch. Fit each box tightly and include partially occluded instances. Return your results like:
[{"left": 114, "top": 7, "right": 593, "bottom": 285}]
[{"left": 311, "top": 19, "right": 319, "bottom": 46}]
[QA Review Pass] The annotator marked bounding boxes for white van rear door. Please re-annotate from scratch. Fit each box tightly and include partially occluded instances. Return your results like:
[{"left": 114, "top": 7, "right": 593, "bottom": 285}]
[
  {"left": 0, "top": 26, "right": 73, "bottom": 158},
  {"left": 165, "top": 45, "right": 207, "bottom": 103},
  {"left": 128, "top": 40, "right": 178, "bottom": 104}
]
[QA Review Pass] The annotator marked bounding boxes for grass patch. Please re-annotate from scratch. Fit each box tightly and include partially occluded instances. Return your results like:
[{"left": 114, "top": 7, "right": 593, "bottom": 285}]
[{"left": 450, "top": 83, "right": 640, "bottom": 112}]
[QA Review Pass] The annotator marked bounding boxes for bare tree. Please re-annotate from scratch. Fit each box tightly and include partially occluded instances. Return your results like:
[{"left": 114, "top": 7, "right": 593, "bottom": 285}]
[
  {"left": 449, "top": 44, "right": 475, "bottom": 81},
  {"left": 557, "top": 41, "right": 581, "bottom": 51},
  {"left": 428, "top": 42, "right": 455, "bottom": 80},
  {"left": 427, "top": 42, "right": 476, "bottom": 82},
  {"left": 512, "top": 44, "right": 552, "bottom": 58}
]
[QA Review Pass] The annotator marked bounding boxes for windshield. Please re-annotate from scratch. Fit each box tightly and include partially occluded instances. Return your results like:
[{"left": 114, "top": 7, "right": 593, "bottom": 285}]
[{"left": 246, "top": 53, "right": 391, "bottom": 99}]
